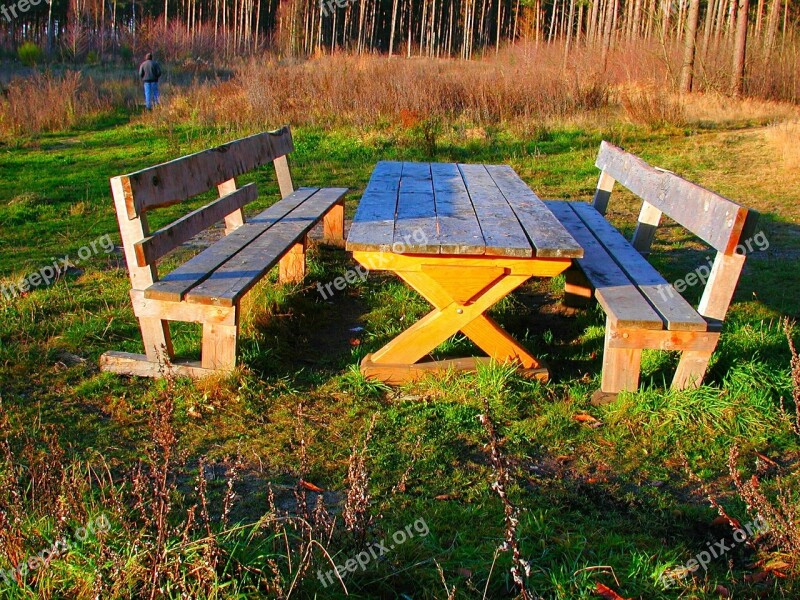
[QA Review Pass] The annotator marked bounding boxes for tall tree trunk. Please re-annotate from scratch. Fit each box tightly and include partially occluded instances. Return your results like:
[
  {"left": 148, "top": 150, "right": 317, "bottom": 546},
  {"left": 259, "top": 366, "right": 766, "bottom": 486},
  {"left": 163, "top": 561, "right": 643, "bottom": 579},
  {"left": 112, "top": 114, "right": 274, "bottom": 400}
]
[
  {"left": 389, "top": 0, "right": 399, "bottom": 55},
  {"left": 600, "top": 0, "right": 616, "bottom": 68},
  {"left": 731, "top": 0, "right": 749, "bottom": 95},
  {"left": 680, "top": 0, "right": 701, "bottom": 92}
]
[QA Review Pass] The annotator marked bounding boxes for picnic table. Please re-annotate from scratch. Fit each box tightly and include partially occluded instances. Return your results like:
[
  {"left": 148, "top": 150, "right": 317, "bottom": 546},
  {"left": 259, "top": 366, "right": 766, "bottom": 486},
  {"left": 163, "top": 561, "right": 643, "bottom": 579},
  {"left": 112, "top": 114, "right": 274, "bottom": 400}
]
[{"left": 346, "top": 161, "right": 584, "bottom": 384}]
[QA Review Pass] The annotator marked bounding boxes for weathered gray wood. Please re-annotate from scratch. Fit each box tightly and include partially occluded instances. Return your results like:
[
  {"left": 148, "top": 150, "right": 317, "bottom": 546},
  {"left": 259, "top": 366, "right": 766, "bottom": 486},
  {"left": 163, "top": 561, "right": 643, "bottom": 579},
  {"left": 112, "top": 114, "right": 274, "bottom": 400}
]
[
  {"left": 485, "top": 164, "right": 583, "bottom": 259},
  {"left": 430, "top": 163, "right": 485, "bottom": 255},
  {"left": 145, "top": 188, "right": 319, "bottom": 302},
  {"left": 459, "top": 163, "right": 532, "bottom": 257},
  {"left": 545, "top": 201, "right": 664, "bottom": 330},
  {"left": 186, "top": 187, "right": 347, "bottom": 306},
  {"left": 571, "top": 202, "right": 708, "bottom": 332},
  {"left": 393, "top": 162, "right": 440, "bottom": 253},
  {"left": 117, "top": 126, "right": 294, "bottom": 219},
  {"left": 100, "top": 351, "right": 212, "bottom": 378},
  {"left": 596, "top": 141, "right": 759, "bottom": 254},
  {"left": 134, "top": 183, "right": 258, "bottom": 267},
  {"left": 346, "top": 161, "right": 401, "bottom": 253}
]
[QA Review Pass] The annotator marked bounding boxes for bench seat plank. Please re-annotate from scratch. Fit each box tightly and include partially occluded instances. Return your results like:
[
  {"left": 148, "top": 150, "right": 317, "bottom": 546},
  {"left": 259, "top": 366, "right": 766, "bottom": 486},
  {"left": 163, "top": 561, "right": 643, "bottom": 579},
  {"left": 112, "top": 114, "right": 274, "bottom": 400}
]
[
  {"left": 545, "top": 201, "right": 664, "bottom": 330},
  {"left": 570, "top": 202, "right": 708, "bottom": 332},
  {"left": 145, "top": 188, "right": 319, "bottom": 302},
  {"left": 486, "top": 165, "right": 583, "bottom": 259},
  {"left": 346, "top": 161, "right": 401, "bottom": 253},
  {"left": 185, "top": 187, "right": 347, "bottom": 307},
  {"left": 459, "top": 163, "right": 531, "bottom": 257},
  {"left": 429, "top": 163, "right": 485, "bottom": 255}
]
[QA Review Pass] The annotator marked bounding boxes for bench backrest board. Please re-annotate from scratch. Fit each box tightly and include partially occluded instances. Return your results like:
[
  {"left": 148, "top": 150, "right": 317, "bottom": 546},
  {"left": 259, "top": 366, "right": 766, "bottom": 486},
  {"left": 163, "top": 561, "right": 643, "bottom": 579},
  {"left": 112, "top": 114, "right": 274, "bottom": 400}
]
[
  {"left": 593, "top": 141, "right": 759, "bottom": 255},
  {"left": 591, "top": 141, "right": 759, "bottom": 323},
  {"left": 110, "top": 126, "right": 295, "bottom": 290}
]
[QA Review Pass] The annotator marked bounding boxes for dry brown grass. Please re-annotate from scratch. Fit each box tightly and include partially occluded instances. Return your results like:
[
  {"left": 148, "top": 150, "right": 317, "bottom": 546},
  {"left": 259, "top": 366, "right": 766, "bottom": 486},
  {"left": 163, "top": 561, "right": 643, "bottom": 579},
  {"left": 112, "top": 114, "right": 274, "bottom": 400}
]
[
  {"left": 0, "top": 71, "right": 111, "bottom": 139},
  {"left": 764, "top": 119, "right": 800, "bottom": 171},
  {"left": 161, "top": 49, "right": 612, "bottom": 130},
  {"left": 151, "top": 39, "right": 798, "bottom": 133}
]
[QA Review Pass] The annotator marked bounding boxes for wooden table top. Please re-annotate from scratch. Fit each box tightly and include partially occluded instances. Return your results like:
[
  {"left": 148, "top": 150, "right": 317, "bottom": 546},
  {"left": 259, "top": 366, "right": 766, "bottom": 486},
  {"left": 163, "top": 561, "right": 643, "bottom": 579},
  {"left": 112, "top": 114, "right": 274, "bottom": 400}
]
[{"left": 346, "top": 161, "right": 584, "bottom": 258}]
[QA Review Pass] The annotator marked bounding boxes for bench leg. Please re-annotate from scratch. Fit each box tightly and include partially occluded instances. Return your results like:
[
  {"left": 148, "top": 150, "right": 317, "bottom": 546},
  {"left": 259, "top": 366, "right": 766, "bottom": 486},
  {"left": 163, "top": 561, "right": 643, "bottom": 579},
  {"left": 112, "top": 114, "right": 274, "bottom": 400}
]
[
  {"left": 201, "top": 313, "right": 239, "bottom": 371},
  {"left": 139, "top": 317, "right": 174, "bottom": 364},
  {"left": 672, "top": 345, "right": 717, "bottom": 390},
  {"left": 564, "top": 266, "right": 593, "bottom": 308},
  {"left": 600, "top": 323, "right": 642, "bottom": 393},
  {"left": 279, "top": 239, "right": 306, "bottom": 284},
  {"left": 323, "top": 201, "right": 345, "bottom": 243}
]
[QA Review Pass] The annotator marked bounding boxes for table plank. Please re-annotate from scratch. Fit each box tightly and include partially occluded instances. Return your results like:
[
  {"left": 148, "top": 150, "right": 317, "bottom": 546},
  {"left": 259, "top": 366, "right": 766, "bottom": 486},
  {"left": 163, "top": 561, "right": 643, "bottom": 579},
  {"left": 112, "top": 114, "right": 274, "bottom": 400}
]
[
  {"left": 393, "top": 162, "right": 439, "bottom": 253},
  {"left": 486, "top": 165, "right": 583, "bottom": 258},
  {"left": 346, "top": 161, "right": 401, "bottom": 252},
  {"left": 459, "top": 163, "right": 532, "bottom": 257},
  {"left": 430, "top": 163, "right": 485, "bottom": 255}
]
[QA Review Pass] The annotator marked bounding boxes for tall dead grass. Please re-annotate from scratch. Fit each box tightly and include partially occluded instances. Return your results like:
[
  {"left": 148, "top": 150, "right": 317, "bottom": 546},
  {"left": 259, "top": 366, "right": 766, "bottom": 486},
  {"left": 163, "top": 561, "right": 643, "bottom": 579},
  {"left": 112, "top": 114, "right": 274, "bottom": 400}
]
[
  {"left": 156, "top": 39, "right": 799, "bottom": 132},
  {"left": 0, "top": 71, "right": 111, "bottom": 139},
  {"left": 164, "top": 48, "right": 610, "bottom": 130}
]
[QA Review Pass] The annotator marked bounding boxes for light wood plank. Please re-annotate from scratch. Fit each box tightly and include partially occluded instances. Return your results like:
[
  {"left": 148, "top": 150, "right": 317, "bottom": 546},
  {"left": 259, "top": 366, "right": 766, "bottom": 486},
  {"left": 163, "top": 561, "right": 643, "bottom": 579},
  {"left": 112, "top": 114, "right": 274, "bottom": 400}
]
[
  {"left": 485, "top": 164, "right": 583, "bottom": 258},
  {"left": 186, "top": 188, "right": 347, "bottom": 306},
  {"left": 145, "top": 188, "right": 319, "bottom": 302},
  {"left": 601, "top": 324, "right": 642, "bottom": 393},
  {"left": 592, "top": 170, "right": 615, "bottom": 215},
  {"left": 459, "top": 163, "right": 532, "bottom": 257},
  {"left": 697, "top": 252, "right": 746, "bottom": 321},
  {"left": 360, "top": 354, "right": 549, "bottom": 385},
  {"left": 631, "top": 201, "right": 662, "bottom": 255},
  {"left": 346, "top": 161, "right": 401, "bottom": 252},
  {"left": 134, "top": 183, "right": 258, "bottom": 267},
  {"left": 596, "top": 141, "right": 759, "bottom": 254},
  {"left": 118, "top": 126, "right": 294, "bottom": 218}
]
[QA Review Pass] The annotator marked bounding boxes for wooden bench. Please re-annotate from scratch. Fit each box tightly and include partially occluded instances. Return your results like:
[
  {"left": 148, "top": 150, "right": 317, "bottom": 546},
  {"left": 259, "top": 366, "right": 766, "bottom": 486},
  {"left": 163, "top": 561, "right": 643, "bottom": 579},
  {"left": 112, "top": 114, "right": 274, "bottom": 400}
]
[
  {"left": 544, "top": 141, "right": 759, "bottom": 402},
  {"left": 100, "top": 126, "right": 346, "bottom": 378}
]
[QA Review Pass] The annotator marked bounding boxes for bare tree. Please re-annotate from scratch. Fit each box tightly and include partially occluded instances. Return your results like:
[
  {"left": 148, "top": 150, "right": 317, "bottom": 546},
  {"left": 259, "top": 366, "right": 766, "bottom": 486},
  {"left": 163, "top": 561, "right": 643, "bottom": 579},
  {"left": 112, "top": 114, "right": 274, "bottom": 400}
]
[
  {"left": 731, "top": 0, "right": 750, "bottom": 96},
  {"left": 680, "top": 0, "right": 701, "bottom": 92}
]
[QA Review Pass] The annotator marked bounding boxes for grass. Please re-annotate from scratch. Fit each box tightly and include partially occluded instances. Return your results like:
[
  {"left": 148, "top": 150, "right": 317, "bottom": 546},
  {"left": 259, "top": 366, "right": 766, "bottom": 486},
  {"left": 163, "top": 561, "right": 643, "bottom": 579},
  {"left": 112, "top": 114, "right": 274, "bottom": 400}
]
[{"left": 0, "top": 78, "right": 799, "bottom": 598}]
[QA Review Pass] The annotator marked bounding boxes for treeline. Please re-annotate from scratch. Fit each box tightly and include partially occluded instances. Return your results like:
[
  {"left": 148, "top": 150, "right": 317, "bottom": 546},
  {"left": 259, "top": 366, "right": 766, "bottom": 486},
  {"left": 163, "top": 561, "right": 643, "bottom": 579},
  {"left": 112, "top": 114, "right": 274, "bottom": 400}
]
[{"left": 0, "top": 0, "right": 797, "bottom": 67}]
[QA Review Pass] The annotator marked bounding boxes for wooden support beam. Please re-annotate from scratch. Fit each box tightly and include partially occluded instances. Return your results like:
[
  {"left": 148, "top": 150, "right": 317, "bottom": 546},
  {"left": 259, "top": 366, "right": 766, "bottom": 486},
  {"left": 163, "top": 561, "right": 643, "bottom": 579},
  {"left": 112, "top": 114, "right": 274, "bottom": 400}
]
[{"left": 279, "top": 239, "right": 307, "bottom": 284}]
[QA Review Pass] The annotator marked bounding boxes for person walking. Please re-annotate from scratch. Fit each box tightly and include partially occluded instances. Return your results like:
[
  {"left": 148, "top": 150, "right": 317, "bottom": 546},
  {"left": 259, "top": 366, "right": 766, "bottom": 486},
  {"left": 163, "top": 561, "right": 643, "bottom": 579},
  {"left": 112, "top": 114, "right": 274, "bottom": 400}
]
[{"left": 138, "top": 52, "right": 162, "bottom": 110}]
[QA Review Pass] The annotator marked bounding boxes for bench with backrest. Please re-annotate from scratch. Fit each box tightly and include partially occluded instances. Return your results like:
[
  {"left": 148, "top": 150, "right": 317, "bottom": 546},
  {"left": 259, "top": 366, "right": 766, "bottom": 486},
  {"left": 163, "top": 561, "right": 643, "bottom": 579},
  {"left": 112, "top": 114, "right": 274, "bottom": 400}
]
[
  {"left": 544, "top": 141, "right": 759, "bottom": 402},
  {"left": 100, "top": 126, "right": 346, "bottom": 378}
]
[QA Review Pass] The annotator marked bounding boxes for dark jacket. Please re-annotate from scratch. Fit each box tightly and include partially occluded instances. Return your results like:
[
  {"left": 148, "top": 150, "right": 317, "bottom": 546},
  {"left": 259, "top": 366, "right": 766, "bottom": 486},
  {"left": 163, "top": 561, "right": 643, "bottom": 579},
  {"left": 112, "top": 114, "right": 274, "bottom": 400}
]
[{"left": 138, "top": 60, "right": 162, "bottom": 82}]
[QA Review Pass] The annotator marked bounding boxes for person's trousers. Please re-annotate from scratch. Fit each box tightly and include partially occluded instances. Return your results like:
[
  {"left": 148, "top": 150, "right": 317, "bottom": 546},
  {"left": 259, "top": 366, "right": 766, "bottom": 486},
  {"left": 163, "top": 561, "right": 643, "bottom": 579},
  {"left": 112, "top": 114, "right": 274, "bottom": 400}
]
[{"left": 144, "top": 82, "right": 160, "bottom": 109}]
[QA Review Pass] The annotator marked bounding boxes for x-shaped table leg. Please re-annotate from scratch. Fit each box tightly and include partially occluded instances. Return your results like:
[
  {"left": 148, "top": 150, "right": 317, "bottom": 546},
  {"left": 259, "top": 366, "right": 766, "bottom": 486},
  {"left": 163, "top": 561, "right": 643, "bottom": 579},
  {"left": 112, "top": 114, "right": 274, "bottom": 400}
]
[{"left": 352, "top": 252, "right": 572, "bottom": 379}]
